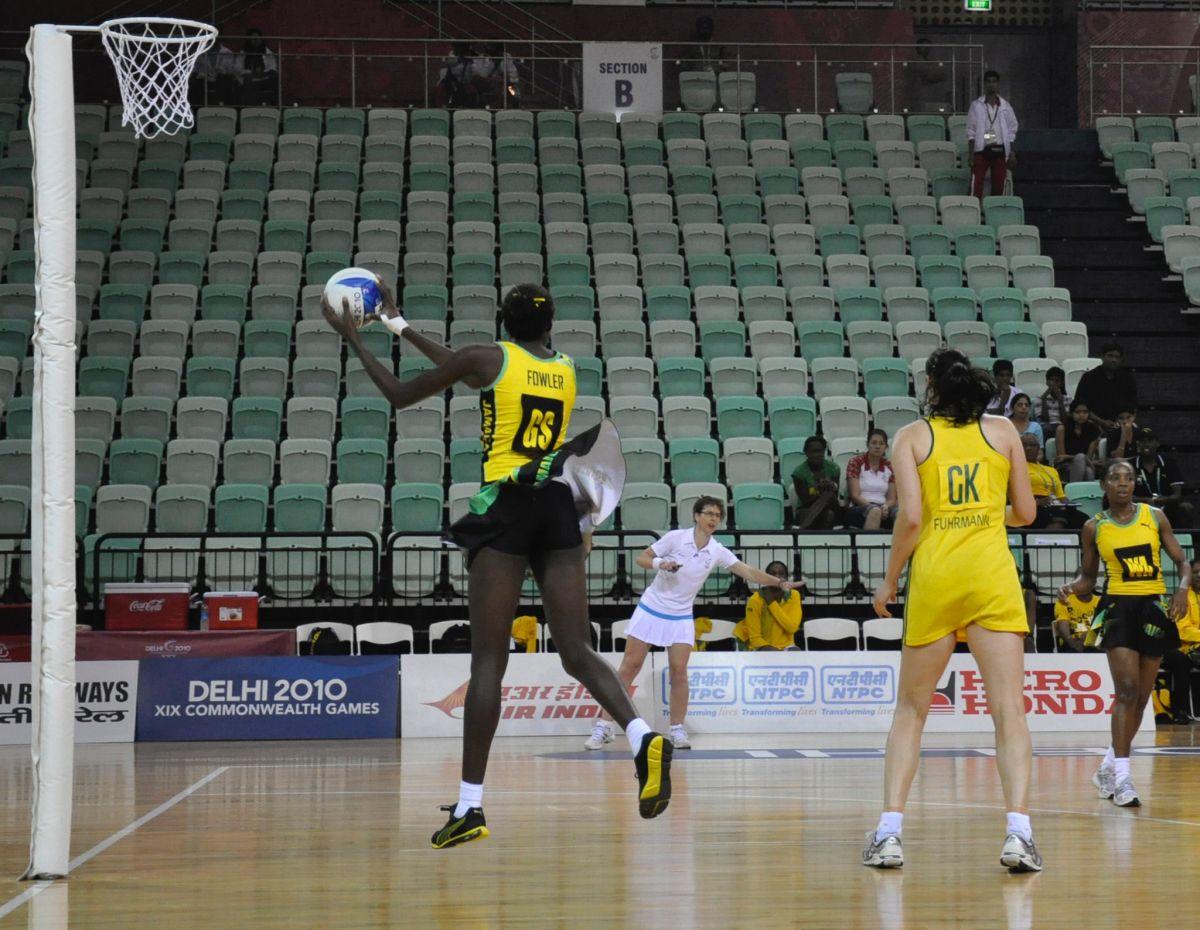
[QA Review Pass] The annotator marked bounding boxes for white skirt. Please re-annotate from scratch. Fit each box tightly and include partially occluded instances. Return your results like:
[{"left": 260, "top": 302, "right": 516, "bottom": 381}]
[{"left": 625, "top": 603, "right": 695, "bottom": 649}]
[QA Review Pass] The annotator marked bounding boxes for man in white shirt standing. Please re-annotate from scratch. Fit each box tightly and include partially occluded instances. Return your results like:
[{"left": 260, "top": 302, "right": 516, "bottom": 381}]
[
  {"left": 584, "top": 497, "right": 799, "bottom": 751},
  {"left": 967, "top": 69, "right": 1018, "bottom": 201}
]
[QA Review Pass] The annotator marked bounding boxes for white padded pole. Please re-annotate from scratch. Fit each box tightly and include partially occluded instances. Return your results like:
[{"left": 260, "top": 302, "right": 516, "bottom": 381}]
[{"left": 24, "top": 23, "right": 77, "bottom": 881}]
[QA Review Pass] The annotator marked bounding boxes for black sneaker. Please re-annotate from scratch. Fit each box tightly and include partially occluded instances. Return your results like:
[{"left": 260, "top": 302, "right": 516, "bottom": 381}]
[
  {"left": 430, "top": 804, "right": 489, "bottom": 849},
  {"left": 634, "top": 732, "right": 673, "bottom": 819}
]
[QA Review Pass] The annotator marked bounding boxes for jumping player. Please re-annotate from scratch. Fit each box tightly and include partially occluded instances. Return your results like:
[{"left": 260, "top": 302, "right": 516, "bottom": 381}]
[
  {"left": 324, "top": 282, "right": 672, "bottom": 848},
  {"left": 863, "top": 348, "right": 1043, "bottom": 873},
  {"left": 584, "top": 496, "right": 799, "bottom": 751},
  {"left": 1059, "top": 460, "right": 1191, "bottom": 806}
]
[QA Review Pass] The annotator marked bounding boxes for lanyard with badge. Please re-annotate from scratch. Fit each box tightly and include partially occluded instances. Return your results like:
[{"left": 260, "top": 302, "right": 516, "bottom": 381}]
[{"left": 983, "top": 101, "right": 1005, "bottom": 158}]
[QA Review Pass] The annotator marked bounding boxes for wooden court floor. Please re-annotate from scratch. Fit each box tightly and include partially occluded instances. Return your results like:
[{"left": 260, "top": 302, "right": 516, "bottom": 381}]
[{"left": 0, "top": 728, "right": 1197, "bottom": 929}]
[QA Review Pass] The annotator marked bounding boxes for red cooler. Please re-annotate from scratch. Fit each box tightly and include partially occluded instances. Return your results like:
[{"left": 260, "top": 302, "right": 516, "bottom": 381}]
[
  {"left": 201, "top": 591, "right": 260, "bottom": 631},
  {"left": 104, "top": 583, "right": 191, "bottom": 631}
]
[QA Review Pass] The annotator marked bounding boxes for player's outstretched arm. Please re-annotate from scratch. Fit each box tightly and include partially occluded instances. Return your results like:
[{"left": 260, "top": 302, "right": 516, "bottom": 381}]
[
  {"left": 1155, "top": 509, "right": 1193, "bottom": 620},
  {"left": 373, "top": 278, "right": 461, "bottom": 369},
  {"left": 873, "top": 422, "right": 923, "bottom": 618},
  {"left": 324, "top": 297, "right": 499, "bottom": 410}
]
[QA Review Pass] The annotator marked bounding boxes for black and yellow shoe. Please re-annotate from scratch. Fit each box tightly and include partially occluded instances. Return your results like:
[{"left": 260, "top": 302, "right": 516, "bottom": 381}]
[
  {"left": 634, "top": 732, "right": 673, "bottom": 819},
  {"left": 430, "top": 804, "right": 490, "bottom": 849}
]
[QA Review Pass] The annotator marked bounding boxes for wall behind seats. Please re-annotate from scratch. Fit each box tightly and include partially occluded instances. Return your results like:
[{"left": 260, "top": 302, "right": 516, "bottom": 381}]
[{"left": 1078, "top": 10, "right": 1200, "bottom": 123}]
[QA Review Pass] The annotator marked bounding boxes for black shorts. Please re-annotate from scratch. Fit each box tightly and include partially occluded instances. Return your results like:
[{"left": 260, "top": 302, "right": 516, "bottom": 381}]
[
  {"left": 447, "top": 480, "right": 582, "bottom": 563},
  {"left": 1095, "top": 594, "right": 1181, "bottom": 657}
]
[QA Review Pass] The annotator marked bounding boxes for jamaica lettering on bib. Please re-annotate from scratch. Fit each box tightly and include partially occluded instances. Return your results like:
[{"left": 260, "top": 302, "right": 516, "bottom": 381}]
[{"left": 1114, "top": 543, "right": 1159, "bottom": 583}]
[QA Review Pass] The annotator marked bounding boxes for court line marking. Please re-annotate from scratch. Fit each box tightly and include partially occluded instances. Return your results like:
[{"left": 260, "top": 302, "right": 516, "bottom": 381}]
[{"left": 0, "top": 766, "right": 229, "bottom": 921}]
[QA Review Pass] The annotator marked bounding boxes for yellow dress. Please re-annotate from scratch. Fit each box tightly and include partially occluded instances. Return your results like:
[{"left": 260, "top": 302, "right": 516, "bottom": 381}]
[
  {"left": 1094, "top": 503, "right": 1166, "bottom": 596},
  {"left": 480, "top": 342, "right": 575, "bottom": 482},
  {"left": 904, "top": 417, "right": 1027, "bottom": 646},
  {"left": 1054, "top": 593, "right": 1099, "bottom": 640}
]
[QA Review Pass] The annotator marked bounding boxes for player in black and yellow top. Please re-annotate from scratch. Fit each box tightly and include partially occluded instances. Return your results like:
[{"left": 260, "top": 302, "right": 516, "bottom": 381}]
[
  {"left": 324, "top": 281, "right": 671, "bottom": 848},
  {"left": 864, "top": 349, "right": 1043, "bottom": 874},
  {"left": 1060, "top": 459, "right": 1191, "bottom": 807}
]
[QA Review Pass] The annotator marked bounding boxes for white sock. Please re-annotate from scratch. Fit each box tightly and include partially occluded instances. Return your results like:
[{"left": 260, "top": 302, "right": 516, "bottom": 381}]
[
  {"left": 1102, "top": 746, "right": 1115, "bottom": 771},
  {"left": 625, "top": 717, "right": 652, "bottom": 755},
  {"left": 453, "top": 781, "right": 483, "bottom": 818},
  {"left": 875, "top": 811, "right": 903, "bottom": 841},
  {"left": 1006, "top": 811, "right": 1032, "bottom": 841},
  {"left": 1113, "top": 757, "right": 1131, "bottom": 782}
]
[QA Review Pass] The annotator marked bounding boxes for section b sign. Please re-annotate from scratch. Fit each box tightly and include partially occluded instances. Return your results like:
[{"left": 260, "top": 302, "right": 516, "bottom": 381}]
[{"left": 583, "top": 43, "right": 663, "bottom": 116}]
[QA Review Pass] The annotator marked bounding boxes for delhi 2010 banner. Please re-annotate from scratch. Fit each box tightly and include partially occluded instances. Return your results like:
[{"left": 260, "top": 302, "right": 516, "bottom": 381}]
[{"left": 582, "top": 43, "right": 663, "bottom": 117}]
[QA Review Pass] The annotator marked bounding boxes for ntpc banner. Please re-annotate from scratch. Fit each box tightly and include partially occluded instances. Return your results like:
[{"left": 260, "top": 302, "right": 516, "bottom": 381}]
[
  {"left": 401, "top": 654, "right": 654, "bottom": 737},
  {"left": 656, "top": 652, "right": 1153, "bottom": 734},
  {"left": 137, "top": 656, "right": 398, "bottom": 741},
  {"left": 582, "top": 42, "right": 663, "bottom": 117},
  {"left": 0, "top": 661, "right": 137, "bottom": 744}
]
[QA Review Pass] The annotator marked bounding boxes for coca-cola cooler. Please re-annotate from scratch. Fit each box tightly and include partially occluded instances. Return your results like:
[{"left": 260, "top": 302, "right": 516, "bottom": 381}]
[{"left": 104, "top": 583, "right": 191, "bottom": 631}]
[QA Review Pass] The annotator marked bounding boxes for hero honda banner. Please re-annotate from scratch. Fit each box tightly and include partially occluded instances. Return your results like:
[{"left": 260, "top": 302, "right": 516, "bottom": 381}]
[
  {"left": 663, "top": 652, "right": 1153, "bottom": 734},
  {"left": 401, "top": 654, "right": 654, "bottom": 737},
  {"left": 582, "top": 42, "right": 663, "bottom": 117},
  {"left": 0, "top": 661, "right": 138, "bottom": 744},
  {"left": 137, "top": 656, "right": 398, "bottom": 741}
]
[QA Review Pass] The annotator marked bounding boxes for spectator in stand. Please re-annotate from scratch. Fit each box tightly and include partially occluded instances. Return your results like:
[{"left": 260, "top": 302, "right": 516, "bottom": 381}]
[
  {"left": 906, "top": 38, "right": 950, "bottom": 114},
  {"left": 791, "top": 435, "right": 842, "bottom": 530},
  {"left": 1105, "top": 409, "right": 1138, "bottom": 462},
  {"left": 1009, "top": 393, "right": 1043, "bottom": 448},
  {"left": 1132, "top": 428, "right": 1195, "bottom": 528},
  {"left": 845, "top": 429, "right": 898, "bottom": 531},
  {"left": 687, "top": 16, "right": 723, "bottom": 71},
  {"left": 1159, "top": 559, "right": 1200, "bottom": 723},
  {"left": 236, "top": 28, "right": 277, "bottom": 105},
  {"left": 733, "top": 561, "right": 803, "bottom": 651},
  {"left": 191, "top": 40, "right": 239, "bottom": 105},
  {"left": 985, "top": 359, "right": 1024, "bottom": 417},
  {"left": 471, "top": 43, "right": 520, "bottom": 108},
  {"left": 966, "top": 69, "right": 1018, "bottom": 200},
  {"left": 1034, "top": 366, "right": 1072, "bottom": 436},
  {"left": 1022, "top": 433, "right": 1080, "bottom": 529},
  {"left": 434, "top": 42, "right": 476, "bottom": 107},
  {"left": 1073, "top": 342, "right": 1138, "bottom": 430},
  {"left": 1054, "top": 400, "right": 1101, "bottom": 483},
  {"left": 1054, "top": 587, "right": 1099, "bottom": 653}
]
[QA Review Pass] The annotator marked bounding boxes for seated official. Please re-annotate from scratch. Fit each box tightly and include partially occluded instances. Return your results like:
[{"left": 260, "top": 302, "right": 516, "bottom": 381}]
[
  {"left": 1023, "top": 433, "right": 1084, "bottom": 529},
  {"left": 1053, "top": 590, "right": 1099, "bottom": 653},
  {"left": 1160, "top": 559, "right": 1200, "bottom": 724},
  {"left": 733, "top": 561, "right": 802, "bottom": 651}
]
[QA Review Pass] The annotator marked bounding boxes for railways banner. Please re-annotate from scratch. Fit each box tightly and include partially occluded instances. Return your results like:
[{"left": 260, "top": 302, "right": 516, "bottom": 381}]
[
  {"left": 137, "top": 656, "right": 399, "bottom": 740},
  {"left": 401, "top": 654, "right": 655, "bottom": 737},
  {"left": 663, "top": 652, "right": 1153, "bottom": 734},
  {"left": 0, "top": 661, "right": 138, "bottom": 744}
]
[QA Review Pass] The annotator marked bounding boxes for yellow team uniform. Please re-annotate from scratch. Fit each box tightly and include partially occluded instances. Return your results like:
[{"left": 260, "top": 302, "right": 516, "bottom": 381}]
[
  {"left": 1180, "top": 590, "right": 1200, "bottom": 650},
  {"left": 733, "top": 591, "right": 803, "bottom": 650},
  {"left": 1027, "top": 461, "right": 1064, "bottom": 499},
  {"left": 1054, "top": 592, "right": 1098, "bottom": 642},
  {"left": 904, "top": 416, "right": 1027, "bottom": 646},
  {"left": 479, "top": 342, "right": 575, "bottom": 482},
  {"left": 1095, "top": 504, "right": 1165, "bottom": 596}
]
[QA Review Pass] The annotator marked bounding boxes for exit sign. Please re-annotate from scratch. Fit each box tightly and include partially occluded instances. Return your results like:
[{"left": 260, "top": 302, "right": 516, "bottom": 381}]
[{"left": 964, "top": 0, "right": 992, "bottom": 9}]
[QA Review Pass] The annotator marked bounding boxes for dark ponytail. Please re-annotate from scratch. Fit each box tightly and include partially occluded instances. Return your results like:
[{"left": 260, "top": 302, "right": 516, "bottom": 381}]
[{"left": 924, "top": 347, "right": 996, "bottom": 426}]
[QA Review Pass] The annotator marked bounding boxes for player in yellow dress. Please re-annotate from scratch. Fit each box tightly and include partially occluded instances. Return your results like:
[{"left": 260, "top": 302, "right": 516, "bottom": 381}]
[
  {"left": 325, "top": 282, "right": 672, "bottom": 848},
  {"left": 1059, "top": 460, "right": 1191, "bottom": 806},
  {"left": 863, "top": 348, "right": 1042, "bottom": 873}
]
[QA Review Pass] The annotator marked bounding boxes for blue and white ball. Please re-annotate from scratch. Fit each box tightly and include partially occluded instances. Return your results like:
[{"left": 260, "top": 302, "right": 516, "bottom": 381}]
[{"left": 324, "top": 267, "right": 384, "bottom": 328}]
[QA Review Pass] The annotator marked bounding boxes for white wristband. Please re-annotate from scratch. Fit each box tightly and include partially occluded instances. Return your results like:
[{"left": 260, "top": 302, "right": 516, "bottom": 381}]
[
  {"left": 382, "top": 313, "right": 409, "bottom": 337},
  {"left": 651, "top": 557, "right": 664, "bottom": 570}
]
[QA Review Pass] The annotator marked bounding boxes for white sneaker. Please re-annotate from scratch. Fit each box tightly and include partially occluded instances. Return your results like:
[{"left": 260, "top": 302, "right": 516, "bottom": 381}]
[
  {"left": 1000, "top": 833, "right": 1043, "bottom": 873},
  {"left": 1113, "top": 778, "right": 1141, "bottom": 807},
  {"left": 862, "top": 831, "right": 904, "bottom": 868},
  {"left": 1092, "top": 766, "right": 1115, "bottom": 800},
  {"left": 584, "top": 721, "right": 614, "bottom": 750},
  {"left": 669, "top": 725, "right": 691, "bottom": 750}
]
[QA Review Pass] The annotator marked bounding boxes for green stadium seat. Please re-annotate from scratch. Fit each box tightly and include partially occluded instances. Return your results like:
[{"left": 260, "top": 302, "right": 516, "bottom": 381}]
[
  {"left": 336, "top": 438, "right": 388, "bottom": 485},
  {"left": 231, "top": 397, "right": 283, "bottom": 442},
  {"left": 732, "top": 484, "right": 785, "bottom": 530},
  {"left": 108, "top": 438, "right": 163, "bottom": 488},
  {"left": 391, "top": 483, "right": 444, "bottom": 533},
  {"left": 214, "top": 483, "right": 269, "bottom": 533},
  {"left": 669, "top": 438, "right": 720, "bottom": 484},
  {"left": 767, "top": 397, "right": 818, "bottom": 440}
]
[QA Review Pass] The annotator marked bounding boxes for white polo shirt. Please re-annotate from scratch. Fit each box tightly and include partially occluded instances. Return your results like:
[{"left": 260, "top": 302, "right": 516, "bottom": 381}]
[{"left": 638, "top": 528, "right": 740, "bottom": 619}]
